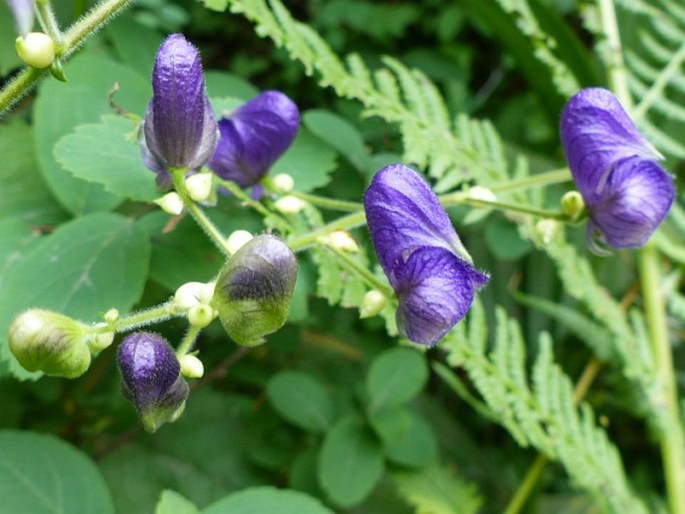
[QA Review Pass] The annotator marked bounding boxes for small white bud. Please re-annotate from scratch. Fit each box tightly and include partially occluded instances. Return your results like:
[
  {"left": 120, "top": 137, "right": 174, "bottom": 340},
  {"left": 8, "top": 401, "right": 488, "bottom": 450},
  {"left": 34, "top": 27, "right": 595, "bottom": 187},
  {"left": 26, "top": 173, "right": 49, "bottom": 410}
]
[
  {"left": 272, "top": 173, "right": 295, "bottom": 193},
  {"left": 188, "top": 304, "right": 215, "bottom": 328},
  {"left": 104, "top": 308, "right": 120, "bottom": 324},
  {"left": 199, "top": 282, "right": 215, "bottom": 304},
  {"left": 174, "top": 282, "right": 205, "bottom": 312},
  {"left": 274, "top": 195, "right": 306, "bottom": 214},
  {"left": 226, "top": 230, "right": 253, "bottom": 255},
  {"left": 467, "top": 186, "right": 497, "bottom": 203},
  {"left": 185, "top": 173, "right": 213, "bottom": 202},
  {"left": 16, "top": 32, "right": 55, "bottom": 69},
  {"left": 535, "top": 218, "right": 560, "bottom": 244},
  {"left": 179, "top": 354, "right": 205, "bottom": 378},
  {"left": 324, "top": 230, "right": 359, "bottom": 253},
  {"left": 360, "top": 290, "right": 387, "bottom": 319},
  {"left": 154, "top": 192, "right": 184, "bottom": 216}
]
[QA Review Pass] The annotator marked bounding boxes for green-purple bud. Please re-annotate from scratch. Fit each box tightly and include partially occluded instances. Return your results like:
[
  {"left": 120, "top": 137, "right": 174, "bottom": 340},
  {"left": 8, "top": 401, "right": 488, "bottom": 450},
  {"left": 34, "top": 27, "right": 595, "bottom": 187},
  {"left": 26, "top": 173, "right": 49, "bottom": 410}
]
[{"left": 211, "top": 234, "right": 298, "bottom": 346}]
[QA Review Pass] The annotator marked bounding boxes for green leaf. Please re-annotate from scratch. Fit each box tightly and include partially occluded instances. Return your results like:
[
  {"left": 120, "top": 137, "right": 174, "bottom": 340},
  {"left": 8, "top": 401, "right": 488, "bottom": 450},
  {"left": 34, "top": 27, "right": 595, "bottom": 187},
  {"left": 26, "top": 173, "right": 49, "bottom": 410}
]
[
  {"left": 392, "top": 462, "right": 482, "bottom": 514},
  {"left": 267, "top": 371, "right": 335, "bottom": 432},
  {"left": 0, "top": 430, "right": 114, "bottom": 514},
  {"left": 484, "top": 216, "right": 532, "bottom": 261},
  {"left": 33, "top": 53, "right": 150, "bottom": 215},
  {"left": 203, "top": 487, "right": 334, "bottom": 514},
  {"left": 318, "top": 416, "right": 384, "bottom": 507},
  {"left": 271, "top": 129, "right": 337, "bottom": 192},
  {"left": 107, "top": 15, "right": 164, "bottom": 77},
  {"left": 0, "top": 119, "right": 67, "bottom": 225},
  {"left": 155, "top": 490, "right": 200, "bottom": 514},
  {"left": 366, "top": 347, "right": 428, "bottom": 411},
  {"left": 0, "top": 213, "right": 150, "bottom": 379},
  {"left": 302, "top": 109, "right": 372, "bottom": 172},
  {"left": 55, "top": 115, "right": 160, "bottom": 202},
  {"left": 370, "top": 408, "right": 438, "bottom": 467},
  {"left": 205, "top": 71, "right": 259, "bottom": 100}
]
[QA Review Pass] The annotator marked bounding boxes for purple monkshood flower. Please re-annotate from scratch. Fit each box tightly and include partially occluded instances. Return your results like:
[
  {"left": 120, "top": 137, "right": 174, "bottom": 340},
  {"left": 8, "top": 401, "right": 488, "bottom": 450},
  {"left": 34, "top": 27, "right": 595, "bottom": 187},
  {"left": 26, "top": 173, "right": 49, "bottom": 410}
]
[
  {"left": 364, "top": 164, "right": 489, "bottom": 347},
  {"left": 118, "top": 332, "right": 189, "bottom": 433},
  {"left": 208, "top": 91, "right": 299, "bottom": 188},
  {"left": 6, "top": 0, "right": 34, "bottom": 35},
  {"left": 560, "top": 87, "right": 675, "bottom": 252},
  {"left": 139, "top": 34, "right": 218, "bottom": 188}
]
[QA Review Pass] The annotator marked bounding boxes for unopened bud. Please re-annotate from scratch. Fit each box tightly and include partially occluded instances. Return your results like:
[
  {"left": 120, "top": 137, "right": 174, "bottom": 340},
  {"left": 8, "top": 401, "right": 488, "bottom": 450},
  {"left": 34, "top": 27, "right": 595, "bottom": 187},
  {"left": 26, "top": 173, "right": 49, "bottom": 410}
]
[
  {"left": 199, "top": 282, "right": 215, "bottom": 304},
  {"left": 155, "top": 192, "right": 184, "bottom": 215},
  {"left": 535, "top": 218, "right": 560, "bottom": 244},
  {"left": 226, "top": 229, "right": 253, "bottom": 255},
  {"left": 274, "top": 195, "right": 306, "bottom": 214},
  {"left": 174, "top": 282, "right": 205, "bottom": 312},
  {"left": 467, "top": 186, "right": 497, "bottom": 202},
  {"left": 360, "top": 290, "right": 387, "bottom": 319},
  {"left": 185, "top": 173, "right": 213, "bottom": 202},
  {"left": 179, "top": 354, "right": 204, "bottom": 378},
  {"left": 187, "top": 304, "right": 215, "bottom": 328},
  {"left": 104, "top": 308, "right": 120, "bottom": 324},
  {"left": 86, "top": 330, "right": 115, "bottom": 356},
  {"left": 15, "top": 32, "right": 55, "bottom": 69},
  {"left": 272, "top": 173, "right": 295, "bottom": 193},
  {"left": 561, "top": 191, "right": 585, "bottom": 220},
  {"left": 9, "top": 309, "right": 91, "bottom": 378},
  {"left": 323, "top": 230, "right": 359, "bottom": 253}
]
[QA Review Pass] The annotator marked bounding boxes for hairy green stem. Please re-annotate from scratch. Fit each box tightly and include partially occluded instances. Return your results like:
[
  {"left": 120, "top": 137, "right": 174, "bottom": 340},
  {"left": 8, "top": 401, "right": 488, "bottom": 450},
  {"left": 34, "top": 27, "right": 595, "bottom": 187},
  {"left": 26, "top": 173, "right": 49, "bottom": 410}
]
[
  {"left": 487, "top": 168, "right": 571, "bottom": 193},
  {"left": 288, "top": 210, "right": 366, "bottom": 252},
  {"left": 217, "top": 178, "right": 292, "bottom": 233},
  {"left": 285, "top": 190, "right": 362, "bottom": 212},
  {"left": 324, "top": 245, "right": 394, "bottom": 297},
  {"left": 91, "top": 302, "right": 177, "bottom": 334},
  {"left": 0, "top": 0, "right": 134, "bottom": 115},
  {"left": 453, "top": 198, "right": 567, "bottom": 220},
  {"left": 35, "top": 0, "right": 65, "bottom": 44},
  {"left": 176, "top": 325, "right": 202, "bottom": 357}
]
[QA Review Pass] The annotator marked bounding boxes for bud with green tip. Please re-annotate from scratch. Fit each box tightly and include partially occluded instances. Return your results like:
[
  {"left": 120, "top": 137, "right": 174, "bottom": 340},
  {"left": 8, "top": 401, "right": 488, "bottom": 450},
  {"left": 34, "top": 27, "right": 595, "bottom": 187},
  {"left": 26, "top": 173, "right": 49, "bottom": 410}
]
[
  {"left": 359, "top": 290, "right": 386, "bottom": 319},
  {"left": 9, "top": 309, "right": 92, "bottom": 378},
  {"left": 560, "top": 191, "right": 585, "bottom": 221},
  {"left": 15, "top": 32, "right": 55, "bottom": 69},
  {"left": 211, "top": 234, "right": 298, "bottom": 346}
]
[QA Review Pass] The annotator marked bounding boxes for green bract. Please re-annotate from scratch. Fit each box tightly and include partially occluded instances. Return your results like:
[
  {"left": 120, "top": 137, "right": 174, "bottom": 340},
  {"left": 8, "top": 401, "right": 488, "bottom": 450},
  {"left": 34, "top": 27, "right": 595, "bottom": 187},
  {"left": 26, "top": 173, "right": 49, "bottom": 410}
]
[{"left": 211, "top": 234, "right": 298, "bottom": 346}]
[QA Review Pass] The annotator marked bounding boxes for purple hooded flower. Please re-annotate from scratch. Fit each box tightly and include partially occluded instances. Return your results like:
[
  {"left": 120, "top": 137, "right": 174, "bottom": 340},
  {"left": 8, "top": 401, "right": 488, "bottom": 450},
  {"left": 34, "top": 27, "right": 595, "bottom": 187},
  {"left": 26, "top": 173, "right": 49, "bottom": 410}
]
[
  {"left": 6, "top": 0, "right": 33, "bottom": 35},
  {"left": 139, "top": 34, "right": 218, "bottom": 188},
  {"left": 118, "top": 332, "right": 189, "bottom": 432},
  {"left": 208, "top": 91, "right": 300, "bottom": 188},
  {"left": 560, "top": 88, "right": 675, "bottom": 252},
  {"left": 364, "top": 164, "right": 489, "bottom": 346}
]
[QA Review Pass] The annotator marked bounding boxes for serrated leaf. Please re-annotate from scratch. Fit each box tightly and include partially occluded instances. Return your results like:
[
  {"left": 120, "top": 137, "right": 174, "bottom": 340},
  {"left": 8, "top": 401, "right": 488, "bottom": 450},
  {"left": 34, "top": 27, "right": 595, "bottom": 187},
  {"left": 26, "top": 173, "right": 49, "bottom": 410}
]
[
  {"left": 155, "top": 490, "right": 200, "bottom": 514},
  {"left": 366, "top": 347, "right": 428, "bottom": 412},
  {"left": 271, "top": 129, "right": 337, "bottom": 192},
  {"left": 0, "top": 430, "right": 115, "bottom": 514},
  {"left": 0, "top": 212, "right": 150, "bottom": 379},
  {"left": 267, "top": 371, "right": 335, "bottom": 432},
  {"left": 33, "top": 53, "right": 150, "bottom": 215},
  {"left": 203, "top": 486, "right": 334, "bottom": 514},
  {"left": 55, "top": 115, "right": 159, "bottom": 202},
  {"left": 318, "top": 416, "right": 384, "bottom": 507}
]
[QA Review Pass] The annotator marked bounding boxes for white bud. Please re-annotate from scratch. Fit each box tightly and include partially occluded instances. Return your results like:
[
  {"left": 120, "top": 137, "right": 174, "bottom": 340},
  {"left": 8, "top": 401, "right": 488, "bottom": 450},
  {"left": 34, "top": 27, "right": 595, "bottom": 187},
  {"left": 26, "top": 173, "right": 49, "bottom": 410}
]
[
  {"left": 467, "top": 186, "right": 497, "bottom": 203},
  {"left": 272, "top": 173, "right": 295, "bottom": 193},
  {"left": 188, "top": 304, "right": 215, "bottom": 328},
  {"left": 360, "top": 290, "right": 387, "bottom": 319},
  {"left": 324, "top": 230, "right": 359, "bottom": 253},
  {"left": 185, "top": 173, "right": 213, "bottom": 202},
  {"left": 104, "top": 308, "right": 120, "bottom": 324},
  {"left": 154, "top": 192, "right": 184, "bottom": 216},
  {"left": 274, "top": 195, "right": 306, "bottom": 214},
  {"left": 174, "top": 282, "right": 205, "bottom": 311},
  {"left": 535, "top": 218, "right": 560, "bottom": 244},
  {"left": 16, "top": 32, "right": 55, "bottom": 69},
  {"left": 199, "top": 282, "right": 215, "bottom": 304},
  {"left": 226, "top": 230, "right": 253, "bottom": 255},
  {"left": 179, "top": 354, "right": 205, "bottom": 378}
]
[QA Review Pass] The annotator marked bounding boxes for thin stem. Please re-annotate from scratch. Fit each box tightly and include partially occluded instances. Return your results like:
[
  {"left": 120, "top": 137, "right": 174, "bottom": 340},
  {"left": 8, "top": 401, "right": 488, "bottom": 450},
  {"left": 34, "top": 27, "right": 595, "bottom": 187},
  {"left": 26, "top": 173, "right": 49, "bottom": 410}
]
[
  {"left": 487, "top": 168, "right": 572, "bottom": 194},
  {"left": 90, "top": 302, "right": 177, "bottom": 334},
  {"left": 35, "top": 0, "right": 64, "bottom": 45},
  {"left": 598, "top": 0, "right": 632, "bottom": 110},
  {"left": 638, "top": 245, "right": 685, "bottom": 514},
  {"left": 324, "top": 245, "right": 394, "bottom": 297},
  {"left": 288, "top": 210, "right": 366, "bottom": 252},
  {"left": 218, "top": 178, "right": 277, "bottom": 220},
  {"left": 451, "top": 198, "right": 567, "bottom": 220},
  {"left": 171, "top": 168, "right": 232, "bottom": 257},
  {"left": 286, "top": 190, "right": 362, "bottom": 212},
  {"left": 176, "top": 325, "right": 202, "bottom": 357}
]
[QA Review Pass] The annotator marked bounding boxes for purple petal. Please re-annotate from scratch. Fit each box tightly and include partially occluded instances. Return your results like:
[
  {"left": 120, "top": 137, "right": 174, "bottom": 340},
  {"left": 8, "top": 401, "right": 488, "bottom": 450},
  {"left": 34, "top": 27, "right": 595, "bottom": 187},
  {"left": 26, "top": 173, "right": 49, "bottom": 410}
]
[
  {"left": 560, "top": 88, "right": 661, "bottom": 203},
  {"left": 209, "top": 91, "right": 300, "bottom": 187},
  {"left": 587, "top": 156, "right": 675, "bottom": 249},
  {"left": 141, "top": 34, "right": 217, "bottom": 173},
  {"left": 364, "top": 164, "right": 467, "bottom": 274},
  {"left": 392, "top": 246, "right": 489, "bottom": 346}
]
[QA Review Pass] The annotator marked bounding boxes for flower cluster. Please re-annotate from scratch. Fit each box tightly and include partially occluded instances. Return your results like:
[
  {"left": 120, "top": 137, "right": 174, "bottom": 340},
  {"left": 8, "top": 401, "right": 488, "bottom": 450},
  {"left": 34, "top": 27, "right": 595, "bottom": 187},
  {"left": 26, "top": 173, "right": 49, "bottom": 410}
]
[
  {"left": 364, "top": 164, "right": 489, "bottom": 347},
  {"left": 560, "top": 87, "right": 675, "bottom": 252}
]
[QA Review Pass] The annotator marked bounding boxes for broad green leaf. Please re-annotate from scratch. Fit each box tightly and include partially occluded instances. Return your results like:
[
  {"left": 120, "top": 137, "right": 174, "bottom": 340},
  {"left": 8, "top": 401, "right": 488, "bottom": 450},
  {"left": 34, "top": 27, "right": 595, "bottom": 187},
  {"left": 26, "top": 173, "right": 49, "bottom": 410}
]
[
  {"left": 155, "top": 490, "right": 200, "bottom": 514},
  {"left": 484, "top": 216, "right": 532, "bottom": 261},
  {"left": 303, "top": 109, "right": 372, "bottom": 172},
  {"left": 107, "top": 15, "right": 164, "bottom": 76},
  {"left": 55, "top": 115, "right": 159, "bottom": 202},
  {"left": 366, "top": 347, "right": 428, "bottom": 412},
  {"left": 370, "top": 409, "right": 438, "bottom": 467},
  {"left": 0, "top": 219, "right": 40, "bottom": 285},
  {"left": 203, "top": 487, "right": 334, "bottom": 514},
  {"left": 205, "top": 71, "right": 259, "bottom": 100},
  {"left": 271, "top": 129, "right": 337, "bottom": 192},
  {"left": 267, "top": 371, "right": 335, "bottom": 432},
  {"left": 318, "top": 416, "right": 384, "bottom": 507},
  {"left": 392, "top": 463, "right": 482, "bottom": 514},
  {"left": 0, "top": 212, "right": 150, "bottom": 379},
  {"left": 0, "top": 430, "right": 114, "bottom": 514},
  {"left": 0, "top": 119, "right": 67, "bottom": 225},
  {"left": 33, "top": 53, "right": 150, "bottom": 215}
]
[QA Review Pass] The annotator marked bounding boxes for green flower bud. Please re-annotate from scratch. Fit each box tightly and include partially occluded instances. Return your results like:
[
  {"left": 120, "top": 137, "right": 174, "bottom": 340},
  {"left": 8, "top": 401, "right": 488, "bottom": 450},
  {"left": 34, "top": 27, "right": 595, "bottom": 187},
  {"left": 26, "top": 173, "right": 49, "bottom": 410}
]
[
  {"left": 359, "top": 290, "right": 387, "bottom": 319},
  {"left": 211, "top": 234, "right": 298, "bottom": 346},
  {"left": 187, "top": 304, "right": 215, "bottom": 328},
  {"left": 9, "top": 309, "right": 91, "bottom": 378},
  {"left": 179, "top": 354, "right": 204, "bottom": 378},
  {"left": 15, "top": 32, "right": 55, "bottom": 69},
  {"left": 561, "top": 191, "right": 585, "bottom": 220}
]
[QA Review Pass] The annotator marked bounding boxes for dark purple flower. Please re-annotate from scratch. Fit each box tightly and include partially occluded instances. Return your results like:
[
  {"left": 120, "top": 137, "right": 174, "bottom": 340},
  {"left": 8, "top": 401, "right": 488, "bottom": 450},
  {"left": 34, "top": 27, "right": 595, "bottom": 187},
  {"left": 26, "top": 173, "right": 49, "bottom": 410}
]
[
  {"left": 118, "top": 332, "right": 189, "bottom": 432},
  {"left": 364, "top": 164, "right": 489, "bottom": 346},
  {"left": 560, "top": 87, "right": 675, "bottom": 252},
  {"left": 139, "top": 34, "right": 218, "bottom": 188},
  {"left": 6, "top": 0, "right": 33, "bottom": 35},
  {"left": 208, "top": 91, "right": 299, "bottom": 188}
]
